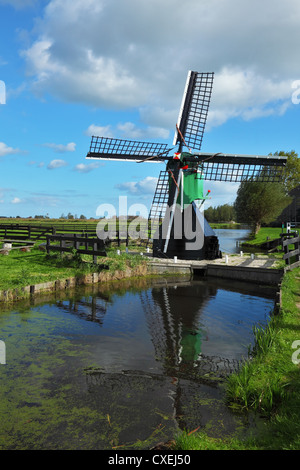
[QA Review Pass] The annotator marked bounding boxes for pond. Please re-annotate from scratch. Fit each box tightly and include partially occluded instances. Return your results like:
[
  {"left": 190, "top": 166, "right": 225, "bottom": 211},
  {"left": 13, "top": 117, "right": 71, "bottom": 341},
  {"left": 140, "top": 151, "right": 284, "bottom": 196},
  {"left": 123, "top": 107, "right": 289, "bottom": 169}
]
[
  {"left": 214, "top": 228, "right": 251, "bottom": 254},
  {"left": 0, "top": 276, "right": 276, "bottom": 450}
]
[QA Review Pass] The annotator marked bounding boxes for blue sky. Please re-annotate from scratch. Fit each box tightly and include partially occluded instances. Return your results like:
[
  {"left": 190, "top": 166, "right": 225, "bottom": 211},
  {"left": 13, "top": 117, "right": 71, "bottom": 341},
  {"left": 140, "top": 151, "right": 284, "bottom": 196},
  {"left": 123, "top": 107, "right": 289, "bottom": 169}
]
[{"left": 0, "top": 0, "right": 299, "bottom": 219}]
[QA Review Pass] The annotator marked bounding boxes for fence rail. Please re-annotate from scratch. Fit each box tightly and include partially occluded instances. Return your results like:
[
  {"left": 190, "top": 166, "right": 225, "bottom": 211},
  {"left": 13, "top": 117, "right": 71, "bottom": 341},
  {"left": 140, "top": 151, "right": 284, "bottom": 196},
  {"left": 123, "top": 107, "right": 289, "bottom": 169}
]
[
  {"left": 46, "top": 234, "right": 106, "bottom": 263},
  {"left": 0, "top": 224, "right": 57, "bottom": 241},
  {"left": 281, "top": 232, "right": 300, "bottom": 267}
]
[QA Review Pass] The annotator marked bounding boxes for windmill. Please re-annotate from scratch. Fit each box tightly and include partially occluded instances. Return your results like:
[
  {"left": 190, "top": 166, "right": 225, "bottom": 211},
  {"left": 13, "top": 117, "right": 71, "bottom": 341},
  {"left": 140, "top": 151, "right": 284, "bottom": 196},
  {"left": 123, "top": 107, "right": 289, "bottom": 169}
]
[{"left": 86, "top": 71, "right": 287, "bottom": 260}]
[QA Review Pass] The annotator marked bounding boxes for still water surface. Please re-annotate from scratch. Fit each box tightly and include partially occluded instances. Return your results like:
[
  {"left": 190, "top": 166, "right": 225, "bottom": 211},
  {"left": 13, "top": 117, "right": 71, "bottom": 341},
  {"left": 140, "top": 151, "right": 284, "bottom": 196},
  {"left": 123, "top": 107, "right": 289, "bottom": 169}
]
[
  {"left": 0, "top": 276, "right": 275, "bottom": 450},
  {"left": 214, "top": 228, "right": 251, "bottom": 254}
]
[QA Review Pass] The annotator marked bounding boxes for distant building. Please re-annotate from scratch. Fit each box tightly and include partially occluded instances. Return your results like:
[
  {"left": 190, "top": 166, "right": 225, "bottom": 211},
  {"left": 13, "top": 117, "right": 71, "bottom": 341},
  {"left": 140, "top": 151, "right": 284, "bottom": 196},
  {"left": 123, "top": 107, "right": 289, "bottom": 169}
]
[{"left": 277, "top": 185, "right": 300, "bottom": 227}]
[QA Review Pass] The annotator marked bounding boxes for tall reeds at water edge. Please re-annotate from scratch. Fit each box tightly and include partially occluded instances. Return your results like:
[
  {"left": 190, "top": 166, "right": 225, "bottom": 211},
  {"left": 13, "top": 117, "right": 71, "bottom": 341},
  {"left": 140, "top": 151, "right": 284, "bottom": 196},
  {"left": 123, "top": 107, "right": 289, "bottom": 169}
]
[{"left": 226, "top": 321, "right": 289, "bottom": 414}]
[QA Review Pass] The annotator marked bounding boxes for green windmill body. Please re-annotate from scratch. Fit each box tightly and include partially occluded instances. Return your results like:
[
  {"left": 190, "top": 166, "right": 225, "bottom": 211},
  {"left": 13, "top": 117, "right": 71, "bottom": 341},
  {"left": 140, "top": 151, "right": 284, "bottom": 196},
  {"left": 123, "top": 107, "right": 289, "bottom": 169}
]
[{"left": 167, "top": 152, "right": 207, "bottom": 206}]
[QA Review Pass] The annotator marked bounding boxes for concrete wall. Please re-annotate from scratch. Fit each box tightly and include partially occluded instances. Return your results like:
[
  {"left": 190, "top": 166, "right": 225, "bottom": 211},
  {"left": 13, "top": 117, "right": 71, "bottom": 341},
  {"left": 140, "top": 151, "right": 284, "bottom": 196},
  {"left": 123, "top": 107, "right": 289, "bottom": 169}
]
[
  {"left": 205, "top": 264, "right": 284, "bottom": 286},
  {"left": 149, "top": 261, "right": 284, "bottom": 286}
]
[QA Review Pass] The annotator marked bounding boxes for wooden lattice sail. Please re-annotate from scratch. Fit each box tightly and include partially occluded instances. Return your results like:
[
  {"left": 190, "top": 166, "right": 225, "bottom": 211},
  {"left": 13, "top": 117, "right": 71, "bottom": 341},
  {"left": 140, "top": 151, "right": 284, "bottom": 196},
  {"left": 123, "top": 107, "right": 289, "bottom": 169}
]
[{"left": 86, "top": 71, "right": 287, "bottom": 260}]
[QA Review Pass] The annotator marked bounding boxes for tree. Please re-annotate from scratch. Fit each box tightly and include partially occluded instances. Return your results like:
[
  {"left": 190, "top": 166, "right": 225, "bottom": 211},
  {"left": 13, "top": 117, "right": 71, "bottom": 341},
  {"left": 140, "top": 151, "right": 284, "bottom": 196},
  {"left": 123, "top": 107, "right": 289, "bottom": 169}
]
[
  {"left": 204, "top": 206, "right": 215, "bottom": 222},
  {"left": 234, "top": 151, "right": 299, "bottom": 234},
  {"left": 269, "top": 150, "right": 300, "bottom": 192},
  {"left": 205, "top": 204, "right": 236, "bottom": 223},
  {"left": 234, "top": 179, "right": 291, "bottom": 234}
]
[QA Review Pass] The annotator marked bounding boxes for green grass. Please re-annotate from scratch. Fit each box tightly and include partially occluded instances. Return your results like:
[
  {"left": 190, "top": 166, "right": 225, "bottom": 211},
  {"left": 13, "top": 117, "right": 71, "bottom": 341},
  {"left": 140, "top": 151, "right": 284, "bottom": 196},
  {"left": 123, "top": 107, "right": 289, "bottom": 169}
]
[
  {"left": 174, "top": 267, "right": 300, "bottom": 450},
  {"left": 0, "top": 247, "right": 93, "bottom": 290},
  {"left": 173, "top": 430, "right": 256, "bottom": 450},
  {"left": 0, "top": 244, "right": 147, "bottom": 291},
  {"left": 243, "top": 227, "right": 283, "bottom": 246},
  {"left": 209, "top": 223, "right": 242, "bottom": 229}
]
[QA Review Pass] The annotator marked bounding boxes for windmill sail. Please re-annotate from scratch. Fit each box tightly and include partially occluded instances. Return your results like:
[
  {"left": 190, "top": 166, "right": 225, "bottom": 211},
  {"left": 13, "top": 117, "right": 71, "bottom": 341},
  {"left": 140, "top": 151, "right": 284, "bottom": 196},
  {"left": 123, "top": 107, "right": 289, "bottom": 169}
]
[
  {"left": 148, "top": 170, "right": 170, "bottom": 238},
  {"left": 85, "top": 70, "right": 288, "bottom": 261},
  {"left": 173, "top": 71, "right": 214, "bottom": 152},
  {"left": 178, "top": 152, "right": 287, "bottom": 183},
  {"left": 87, "top": 136, "right": 170, "bottom": 162}
]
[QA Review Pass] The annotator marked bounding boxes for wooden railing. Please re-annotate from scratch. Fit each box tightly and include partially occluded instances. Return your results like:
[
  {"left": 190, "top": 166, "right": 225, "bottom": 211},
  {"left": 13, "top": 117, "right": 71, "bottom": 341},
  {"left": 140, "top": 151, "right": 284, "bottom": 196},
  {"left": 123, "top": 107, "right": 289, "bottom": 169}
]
[
  {"left": 0, "top": 224, "right": 56, "bottom": 241},
  {"left": 46, "top": 234, "right": 106, "bottom": 263},
  {"left": 281, "top": 232, "right": 300, "bottom": 268}
]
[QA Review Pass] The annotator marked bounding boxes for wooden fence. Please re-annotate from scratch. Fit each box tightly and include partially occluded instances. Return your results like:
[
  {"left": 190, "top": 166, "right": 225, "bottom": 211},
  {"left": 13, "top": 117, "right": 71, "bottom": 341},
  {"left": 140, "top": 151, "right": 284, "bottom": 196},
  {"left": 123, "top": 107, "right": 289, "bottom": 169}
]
[
  {"left": 0, "top": 224, "right": 57, "bottom": 242},
  {"left": 281, "top": 232, "right": 300, "bottom": 268},
  {"left": 46, "top": 234, "right": 106, "bottom": 263},
  {"left": 0, "top": 223, "right": 151, "bottom": 244}
]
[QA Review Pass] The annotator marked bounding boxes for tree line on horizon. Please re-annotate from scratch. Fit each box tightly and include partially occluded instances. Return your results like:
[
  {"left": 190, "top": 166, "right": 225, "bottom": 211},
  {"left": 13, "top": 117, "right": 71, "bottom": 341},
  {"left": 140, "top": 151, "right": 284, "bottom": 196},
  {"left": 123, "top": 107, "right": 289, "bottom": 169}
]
[{"left": 204, "top": 204, "right": 236, "bottom": 223}]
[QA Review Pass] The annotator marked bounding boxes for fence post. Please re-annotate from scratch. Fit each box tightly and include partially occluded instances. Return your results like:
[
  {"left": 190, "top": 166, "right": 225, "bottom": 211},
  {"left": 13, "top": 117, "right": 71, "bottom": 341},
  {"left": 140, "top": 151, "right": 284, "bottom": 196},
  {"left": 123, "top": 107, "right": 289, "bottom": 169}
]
[
  {"left": 282, "top": 234, "right": 300, "bottom": 266},
  {"left": 46, "top": 235, "right": 50, "bottom": 254},
  {"left": 296, "top": 238, "right": 300, "bottom": 263},
  {"left": 93, "top": 241, "right": 97, "bottom": 264},
  {"left": 74, "top": 233, "right": 78, "bottom": 250},
  {"left": 284, "top": 242, "right": 289, "bottom": 265}
]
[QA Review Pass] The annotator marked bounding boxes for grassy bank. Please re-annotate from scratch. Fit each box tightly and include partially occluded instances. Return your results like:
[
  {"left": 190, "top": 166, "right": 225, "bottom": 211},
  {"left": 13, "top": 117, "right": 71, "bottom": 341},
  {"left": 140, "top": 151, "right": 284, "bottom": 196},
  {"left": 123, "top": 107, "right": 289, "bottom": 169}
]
[
  {"left": 209, "top": 223, "right": 243, "bottom": 229},
  {"left": 0, "top": 244, "right": 147, "bottom": 293},
  {"left": 173, "top": 267, "right": 300, "bottom": 450},
  {"left": 242, "top": 227, "right": 284, "bottom": 246}
]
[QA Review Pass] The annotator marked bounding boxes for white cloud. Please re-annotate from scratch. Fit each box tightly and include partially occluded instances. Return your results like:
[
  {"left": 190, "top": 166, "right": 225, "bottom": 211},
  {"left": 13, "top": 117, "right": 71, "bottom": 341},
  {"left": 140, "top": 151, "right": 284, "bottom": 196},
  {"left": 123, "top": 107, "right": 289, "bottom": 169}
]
[
  {"left": 74, "top": 162, "right": 103, "bottom": 173},
  {"left": 206, "top": 68, "right": 293, "bottom": 130},
  {"left": 204, "top": 181, "right": 240, "bottom": 208},
  {"left": 43, "top": 142, "right": 76, "bottom": 153},
  {"left": 0, "top": 142, "right": 23, "bottom": 157},
  {"left": 115, "top": 176, "right": 158, "bottom": 195},
  {"left": 47, "top": 159, "right": 68, "bottom": 169},
  {"left": 20, "top": 0, "right": 300, "bottom": 135},
  {"left": 11, "top": 197, "right": 22, "bottom": 204},
  {"left": 85, "top": 122, "right": 169, "bottom": 141},
  {"left": 85, "top": 124, "right": 113, "bottom": 138},
  {"left": 117, "top": 122, "right": 169, "bottom": 141}
]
